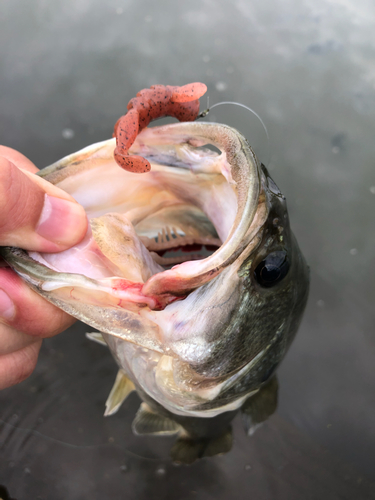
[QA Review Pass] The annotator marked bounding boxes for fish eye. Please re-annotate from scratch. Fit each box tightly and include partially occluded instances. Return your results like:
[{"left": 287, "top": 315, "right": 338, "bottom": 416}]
[{"left": 254, "top": 251, "right": 289, "bottom": 287}]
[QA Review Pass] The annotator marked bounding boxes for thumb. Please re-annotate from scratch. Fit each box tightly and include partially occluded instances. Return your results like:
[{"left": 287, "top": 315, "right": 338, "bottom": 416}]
[{"left": 0, "top": 156, "right": 88, "bottom": 252}]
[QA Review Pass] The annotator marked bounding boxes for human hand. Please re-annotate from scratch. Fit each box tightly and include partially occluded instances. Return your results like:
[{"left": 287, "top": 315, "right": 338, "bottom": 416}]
[{"left": 0, "top": 146, "right": 88, "bottom": 390}]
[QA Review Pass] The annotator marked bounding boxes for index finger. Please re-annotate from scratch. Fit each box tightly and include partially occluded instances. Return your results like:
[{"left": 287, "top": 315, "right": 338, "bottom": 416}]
[{"left": 0, "top": 146, "right": 39, "bottom": 174}]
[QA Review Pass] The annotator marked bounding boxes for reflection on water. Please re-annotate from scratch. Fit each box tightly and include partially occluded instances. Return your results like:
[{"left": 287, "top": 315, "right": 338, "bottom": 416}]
[{"left": 1, "top": 337, "right": 373, "bottom": 500}]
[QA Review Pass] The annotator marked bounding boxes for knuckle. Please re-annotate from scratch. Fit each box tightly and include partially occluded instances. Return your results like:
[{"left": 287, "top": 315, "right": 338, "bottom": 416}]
[
  {"left": 10, "top": 343, "right": 40, "bottom": 385},
  {"left": 23, "top": 317, "right": 55, "bottom": 338},
  {"left": 28, "top": 307, "right": 74, "bottom": 338},
  {"left": 12, "top": 299, "right": 74, "bottom": 339},
  {"left": 0, "top": 341, "right": 40, "bottom": 389},
  {"left": 0, "top": 159, "right": 42, "bottom": 233},
  {"left": 0, "top": 271, "right": 75, "bottom": 339},
  {"left": 0, "top": 158, "right": 16, "bottom": 206}
]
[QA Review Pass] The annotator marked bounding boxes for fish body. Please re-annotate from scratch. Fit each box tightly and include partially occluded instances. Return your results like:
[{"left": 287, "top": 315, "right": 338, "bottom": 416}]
[{"left": 1, "top": 120, "right": 309, "bottom": 457}]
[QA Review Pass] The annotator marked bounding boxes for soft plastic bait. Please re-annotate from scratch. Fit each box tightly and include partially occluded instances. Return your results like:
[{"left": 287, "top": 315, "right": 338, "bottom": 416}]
[{"left": 113, "top": 82, "right": 207, "bottom": 173}]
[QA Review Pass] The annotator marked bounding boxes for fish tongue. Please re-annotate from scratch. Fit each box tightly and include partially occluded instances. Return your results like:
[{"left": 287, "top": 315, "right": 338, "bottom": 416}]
[
  {"left": 90, "top": 212, "right": 164, "bottom": 283},
  {"left": 140, "top": 122, "right": 261, "bottom": 304}
]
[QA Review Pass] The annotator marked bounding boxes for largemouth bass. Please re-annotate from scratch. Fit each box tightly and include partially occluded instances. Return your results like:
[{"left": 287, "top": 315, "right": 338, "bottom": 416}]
[{"left": 1, "top": 85, "right": 309, "bottom": 461}]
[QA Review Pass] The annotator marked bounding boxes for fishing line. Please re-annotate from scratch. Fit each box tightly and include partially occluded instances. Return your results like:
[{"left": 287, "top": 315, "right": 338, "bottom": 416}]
[
  {"left": 198, "top": 99, "right": 271, "bottom": 167},
  {"left": 147, "top": 95, "right": 271, "bottom": 168}
]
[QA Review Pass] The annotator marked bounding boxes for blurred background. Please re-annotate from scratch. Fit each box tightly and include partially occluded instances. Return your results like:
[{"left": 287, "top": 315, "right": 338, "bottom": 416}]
[{"left": 0, "top": 0, "right": 374, "bottom": 498}]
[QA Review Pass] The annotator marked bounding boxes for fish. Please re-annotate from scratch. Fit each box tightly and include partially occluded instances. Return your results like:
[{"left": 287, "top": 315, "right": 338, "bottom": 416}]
[{"left": 0, "top": 83, "right": 309, "bottom": 462}]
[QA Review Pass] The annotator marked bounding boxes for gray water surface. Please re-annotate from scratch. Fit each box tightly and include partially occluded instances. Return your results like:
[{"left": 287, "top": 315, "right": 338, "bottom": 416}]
[{"left": 0, "top": 1, "right": 374, "bottom": 498}]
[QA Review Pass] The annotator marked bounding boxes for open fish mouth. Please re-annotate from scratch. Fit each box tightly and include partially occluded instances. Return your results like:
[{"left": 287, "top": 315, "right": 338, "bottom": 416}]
[{"left": 3, "top": 121, "right": 267, "bottom": 319}]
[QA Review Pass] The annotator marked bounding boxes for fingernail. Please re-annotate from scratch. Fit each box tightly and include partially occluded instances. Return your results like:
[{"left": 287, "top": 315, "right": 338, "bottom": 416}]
[
  {"left": 0, "top": 289, "right": 15, "bottom": 320},
  {"left": 36, "top": 194, "right": 87, "bottom": 245}
]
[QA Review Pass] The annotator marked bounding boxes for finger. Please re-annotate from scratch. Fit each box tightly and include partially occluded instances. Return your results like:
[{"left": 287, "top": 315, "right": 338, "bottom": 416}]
[
  {"left": 0, "top": 156, "right": 88, "bottom": 252},
  {"left": 0, "top": 268, "right": 76, "bottom": 338},
  {"left": 0, "top": 145, "right": 39, "bottom": 174},
  {"left": 0, "top": 322, "right": 39, "bottom": 356},
  {"left": 0, "top": 341, "right": 42, "bottom": 390}
]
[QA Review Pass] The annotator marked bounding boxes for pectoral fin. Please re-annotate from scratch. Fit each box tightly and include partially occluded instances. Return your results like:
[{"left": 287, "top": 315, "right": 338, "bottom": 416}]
[
  {"left": 104, "top": 370, "right": 135, "bottom": 416},
  {"left": 132, "top": 403, "right": 182, "bottom": 436},
  {"left": 241, "top": 376, "right": 278, "bottom": 436},
  {"left": 85, "top": 331, "right": 107, "bottom": 346}
]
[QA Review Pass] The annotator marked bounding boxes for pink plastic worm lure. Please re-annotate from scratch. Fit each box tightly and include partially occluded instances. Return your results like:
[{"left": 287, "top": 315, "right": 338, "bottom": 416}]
[{"left": 113, "top": 82, "right": 207, "bottom": 173}]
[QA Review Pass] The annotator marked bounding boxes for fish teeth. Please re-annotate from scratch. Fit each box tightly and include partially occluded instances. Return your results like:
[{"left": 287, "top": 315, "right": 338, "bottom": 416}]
[{"left": 172, "top": 227, "right": 180, "bottom": 239}]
